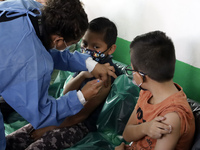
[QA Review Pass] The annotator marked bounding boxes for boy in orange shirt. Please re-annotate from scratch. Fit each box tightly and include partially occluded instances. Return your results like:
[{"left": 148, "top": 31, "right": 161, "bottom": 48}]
[{"left": 116, "top": 31, "right": 195, "bottom": 150}]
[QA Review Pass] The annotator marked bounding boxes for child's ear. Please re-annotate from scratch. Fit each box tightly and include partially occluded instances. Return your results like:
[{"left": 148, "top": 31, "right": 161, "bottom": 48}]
[
  {"left": 108, "top": 44, "right": 116, "bottom": 55},
  {"left": 135, "top": 72, "right": 144, "bottom": 85}
]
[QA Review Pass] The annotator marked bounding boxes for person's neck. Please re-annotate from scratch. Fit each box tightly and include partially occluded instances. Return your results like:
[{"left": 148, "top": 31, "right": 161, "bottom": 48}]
[{"left": 148, "top": 80, "right": 179, "bottom": 105}]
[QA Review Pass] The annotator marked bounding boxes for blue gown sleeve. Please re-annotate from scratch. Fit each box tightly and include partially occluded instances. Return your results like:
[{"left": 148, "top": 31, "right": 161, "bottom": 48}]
[
  {"left": 0, "top": 43, "right": 84, "bottom": 129},
  {"left": 49, "top": 49, "right": 91, "bottom": 72}
]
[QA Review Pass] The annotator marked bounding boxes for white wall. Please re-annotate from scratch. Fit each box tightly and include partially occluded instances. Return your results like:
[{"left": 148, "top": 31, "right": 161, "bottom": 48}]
[{"left": 81, "top": 0, "right": 200, "bottom": 68}]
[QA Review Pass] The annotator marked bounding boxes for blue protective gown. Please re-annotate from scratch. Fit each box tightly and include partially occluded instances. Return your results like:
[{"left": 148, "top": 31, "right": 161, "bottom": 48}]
[{"left": 0, "top": 0, "right": 90, "bottom": 149}]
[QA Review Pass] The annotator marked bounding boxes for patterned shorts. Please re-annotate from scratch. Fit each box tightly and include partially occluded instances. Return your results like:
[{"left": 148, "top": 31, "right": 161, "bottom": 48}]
[{"left": 6, "top": 122, "right": 89, "bottom": 150}]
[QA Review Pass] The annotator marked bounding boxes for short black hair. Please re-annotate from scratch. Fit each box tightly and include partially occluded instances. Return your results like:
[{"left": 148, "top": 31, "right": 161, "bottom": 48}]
[
  {"left": 88, "top": 17, "right": 117, "bottom": 48},
  {"left": 130, "top": 31, "right": 176, "bottom": 82},
  {"left": 41, "top": 0, "right": 88, "bottom": 49}
]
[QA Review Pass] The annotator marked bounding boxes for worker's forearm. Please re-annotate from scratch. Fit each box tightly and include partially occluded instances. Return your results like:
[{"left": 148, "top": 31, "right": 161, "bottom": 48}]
[{"left": 123, "top": 122, "right": 147, "bottom": 142}]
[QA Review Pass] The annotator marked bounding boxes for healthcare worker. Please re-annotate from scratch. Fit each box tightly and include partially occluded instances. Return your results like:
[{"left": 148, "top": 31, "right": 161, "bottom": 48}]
[{"left": 0, "top": 0, "right": 117, "bottom": 149}]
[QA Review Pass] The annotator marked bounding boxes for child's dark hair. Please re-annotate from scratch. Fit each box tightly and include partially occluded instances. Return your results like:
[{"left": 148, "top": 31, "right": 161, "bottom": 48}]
[
  {"left": 130, "top": 31, "right": 176, "bottom": 82},
  {"left": 41, "top": 0, "right": 88, "bottom": 49},
  {"left": 89, "top": 17, "right": 117, "bottom": 48}
]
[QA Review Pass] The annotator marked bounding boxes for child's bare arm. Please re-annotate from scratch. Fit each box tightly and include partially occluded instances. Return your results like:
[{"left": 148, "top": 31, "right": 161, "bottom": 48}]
[
  {"left": 123, "top": 109, "right": 144, "bottom": 142},
  {"left": 123, "top": 110, "right": 172, "bottom": 142},
  {"left": 154, "top": 112, "right": 181, "bottom": 150},
  {"left": 63, "top": 71, "right": 93, "bottom": 95},
  {"left": 60, "top": 77, "right": 111, "bottom": 128},
  {"left": 59, "top": 95, "right": 109, "bottom": 128}
]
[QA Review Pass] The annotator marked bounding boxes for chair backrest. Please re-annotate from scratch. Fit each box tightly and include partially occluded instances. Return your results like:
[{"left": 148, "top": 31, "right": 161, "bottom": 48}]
[{"left": 187, "top": 99, "right": 200, "bottom": 150}]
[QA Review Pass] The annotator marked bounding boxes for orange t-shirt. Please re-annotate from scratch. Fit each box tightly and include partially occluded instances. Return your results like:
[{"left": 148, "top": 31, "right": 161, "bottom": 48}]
[{"left": 129, "top": 84, "right": 195, "bottom": 150}]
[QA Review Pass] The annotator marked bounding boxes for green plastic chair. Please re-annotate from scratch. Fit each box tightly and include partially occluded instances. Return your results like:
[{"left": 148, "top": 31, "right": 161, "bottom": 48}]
[{"left": 67, "top": 74, "right": 139, "bottom": 150}]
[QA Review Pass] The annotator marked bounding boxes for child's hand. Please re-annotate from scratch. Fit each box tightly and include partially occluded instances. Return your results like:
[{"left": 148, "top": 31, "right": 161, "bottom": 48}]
[
  {"left": 31, "top": 126, "right": 57, "bottom": 141},
  {"left": 80, "top": 71, "right": 94, "bottom": 78},
  {"left": 115, "top": 142, "right": 131, "bottom": 150},
  {"left": 146, "top": 116, "right": 172, "bottom": 139}
]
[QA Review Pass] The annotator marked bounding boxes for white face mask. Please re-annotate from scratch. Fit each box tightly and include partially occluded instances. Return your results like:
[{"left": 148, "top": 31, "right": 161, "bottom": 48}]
[{"left": 59, "top": 45, "right": 71, "bottom": 52}]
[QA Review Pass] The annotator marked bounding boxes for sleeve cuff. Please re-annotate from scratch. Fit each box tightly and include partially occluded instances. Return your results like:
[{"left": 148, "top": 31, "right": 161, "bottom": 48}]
[
  {"left": 77, "top": 90, "right": 86, "bottom": 105},
  {"left": 86, "top": 57, "right": 98, "bottom": 72}
]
